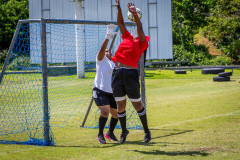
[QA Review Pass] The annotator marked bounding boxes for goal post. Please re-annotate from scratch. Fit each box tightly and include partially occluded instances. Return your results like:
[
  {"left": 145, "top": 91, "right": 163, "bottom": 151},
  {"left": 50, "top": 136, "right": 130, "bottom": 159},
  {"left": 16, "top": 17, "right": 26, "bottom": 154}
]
[{"left": 0, "top": 18, "right": 146, "bottom": 146}]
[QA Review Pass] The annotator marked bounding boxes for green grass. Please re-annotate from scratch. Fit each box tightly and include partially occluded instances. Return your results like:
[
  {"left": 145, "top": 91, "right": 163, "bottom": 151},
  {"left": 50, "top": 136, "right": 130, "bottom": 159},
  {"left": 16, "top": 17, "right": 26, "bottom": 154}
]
[{"left": 0, "top": 69, "right": 240, "bottom": 160}]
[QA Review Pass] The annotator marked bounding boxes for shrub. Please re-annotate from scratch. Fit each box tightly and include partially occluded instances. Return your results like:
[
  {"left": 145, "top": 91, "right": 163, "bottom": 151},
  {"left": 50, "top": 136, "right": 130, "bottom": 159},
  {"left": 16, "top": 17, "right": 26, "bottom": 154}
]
[
  {"left": 0, "top": 49, "right": 8, "bottom": 64},
  {"left": 8, "top": 56, "right": 30, "bottom": 70}
]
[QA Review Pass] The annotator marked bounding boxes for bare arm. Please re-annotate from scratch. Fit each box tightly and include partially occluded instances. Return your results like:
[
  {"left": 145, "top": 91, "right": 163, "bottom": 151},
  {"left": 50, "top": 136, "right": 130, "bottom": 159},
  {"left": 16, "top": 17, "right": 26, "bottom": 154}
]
[
  {"left": 128, "top": 3, "right": 146, "bottom": 42},
  {"left": 97, "top": 24, "right": 117, "bottom": 61},
  {"left": 97, "top": 38, "right": 109, "bottom": 61},
  {"left": 116, "top": 0, "right": 126, "bottom": 35}
]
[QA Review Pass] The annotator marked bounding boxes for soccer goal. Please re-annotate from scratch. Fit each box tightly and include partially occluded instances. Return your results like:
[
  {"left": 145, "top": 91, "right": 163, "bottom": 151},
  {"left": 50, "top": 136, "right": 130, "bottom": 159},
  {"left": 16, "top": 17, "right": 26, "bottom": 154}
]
[{"left": 0, "top": 18, "right": 146, "bottom": 146}]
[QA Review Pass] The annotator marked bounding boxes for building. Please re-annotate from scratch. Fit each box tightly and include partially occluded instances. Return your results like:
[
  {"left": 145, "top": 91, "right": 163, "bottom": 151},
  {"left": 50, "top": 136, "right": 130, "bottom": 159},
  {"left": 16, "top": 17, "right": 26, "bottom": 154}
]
[{"left": 29, "top": 0, "right": 173, "bottom": 62}]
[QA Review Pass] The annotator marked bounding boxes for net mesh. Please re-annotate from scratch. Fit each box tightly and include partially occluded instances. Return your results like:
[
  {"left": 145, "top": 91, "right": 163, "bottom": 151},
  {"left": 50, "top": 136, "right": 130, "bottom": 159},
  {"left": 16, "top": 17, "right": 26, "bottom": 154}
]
[{"left": 0, "top": 20, "right": 143, "bottom": 146}]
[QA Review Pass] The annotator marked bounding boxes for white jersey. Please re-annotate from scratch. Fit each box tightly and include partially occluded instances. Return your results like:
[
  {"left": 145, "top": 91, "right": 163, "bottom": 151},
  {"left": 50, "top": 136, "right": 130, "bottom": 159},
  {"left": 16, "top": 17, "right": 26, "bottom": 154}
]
[{"left": 93, "top": 55, "right": 115, "bottom": 93}]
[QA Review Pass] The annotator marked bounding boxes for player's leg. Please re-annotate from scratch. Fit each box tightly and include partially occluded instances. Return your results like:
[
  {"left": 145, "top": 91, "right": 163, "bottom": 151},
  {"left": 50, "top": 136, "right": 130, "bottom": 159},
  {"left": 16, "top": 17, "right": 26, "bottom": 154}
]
[
  {"left": 124, "top": 69, "right": 151, "bottom": 143},
  {"left": 116, "top": 99, "right": 129, "bottom": 144},
  {"left": 105, "top": 95, "right": 119, "bottom": 141},
  {"left": 131, "top": 101, "right": 151, "bottom": 143},
  {"left": 93, "top": 88, "right": 111, "bottom": 144},
  {"left": 97, "top": 105, "right": 110, "bottom": 144},
  {"left": 111, "top": 68, "right": 129, "bottom": 143}
]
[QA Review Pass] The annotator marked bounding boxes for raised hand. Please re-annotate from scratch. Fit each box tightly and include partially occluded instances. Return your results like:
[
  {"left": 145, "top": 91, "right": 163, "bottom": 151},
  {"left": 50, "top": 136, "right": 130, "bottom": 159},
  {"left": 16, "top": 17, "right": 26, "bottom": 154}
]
[
  {"left": 127, "top": 3, "right": 136, "bottom": 14},
  {"left": 115, "top": 0, "right": 120, "bottom": 8},
  {"left": 106, "top": 24, "right": 118, "bottom": 40}
]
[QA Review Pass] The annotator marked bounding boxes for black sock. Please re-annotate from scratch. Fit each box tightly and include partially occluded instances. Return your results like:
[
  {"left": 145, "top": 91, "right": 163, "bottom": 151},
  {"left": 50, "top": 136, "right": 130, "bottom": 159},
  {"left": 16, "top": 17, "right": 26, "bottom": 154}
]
[
  {"left": 109, "top": 117, "right": 118, "bottom": 133},
  {"left": 137, "top": 107, "right": 149, "bottom": 133},
  {"left": 117, "top": 111, "right": 127, "bottom": 132},
  {"left": 99, "top": 116, "right": 108, "bottom": 135}
]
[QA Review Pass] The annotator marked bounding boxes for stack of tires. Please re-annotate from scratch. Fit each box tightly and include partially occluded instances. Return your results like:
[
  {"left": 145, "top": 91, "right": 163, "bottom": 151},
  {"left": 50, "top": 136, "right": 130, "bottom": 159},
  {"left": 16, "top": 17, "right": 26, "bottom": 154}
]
[
  {"left": 201, "top": 68, "right": 232, "bottom": 82},
  {"left": 213, "top": 72, "right": 232, "bottom": 82},
  {"left": 201, "top": 68, "right": 225, "bottom": 74}
]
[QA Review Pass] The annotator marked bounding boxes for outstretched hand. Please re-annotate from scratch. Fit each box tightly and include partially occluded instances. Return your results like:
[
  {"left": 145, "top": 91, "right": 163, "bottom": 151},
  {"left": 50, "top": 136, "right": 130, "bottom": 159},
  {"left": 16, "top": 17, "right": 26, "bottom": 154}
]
[
  {"left": 127, "top": 3, "right": 136, "bottom": 14},
  {"left": 106, "top": 24, "right": 118, "bottom": 40}
]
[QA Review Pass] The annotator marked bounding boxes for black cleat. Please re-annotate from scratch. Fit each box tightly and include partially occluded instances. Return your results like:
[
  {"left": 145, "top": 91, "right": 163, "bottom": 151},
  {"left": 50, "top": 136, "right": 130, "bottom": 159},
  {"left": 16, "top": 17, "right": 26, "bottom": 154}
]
[
  {"left": 144, "top": 131, "right": 151, "bottom": 143},
  {"left": 120, "top": 130, "right": 129, "bottom": 144},
  {"left": 97, "top": 134, "right": 106, "bottom": 144},
  {"left": 105, "top": 131, "right": 118, "bottom": 141}
]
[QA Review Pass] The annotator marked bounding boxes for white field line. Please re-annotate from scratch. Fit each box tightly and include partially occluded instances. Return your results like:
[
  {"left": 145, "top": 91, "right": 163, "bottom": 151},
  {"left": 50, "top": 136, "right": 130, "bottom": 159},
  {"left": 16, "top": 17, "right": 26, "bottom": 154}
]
[{"left": 153, "top": 110, "right": 240, "bottom": 129}]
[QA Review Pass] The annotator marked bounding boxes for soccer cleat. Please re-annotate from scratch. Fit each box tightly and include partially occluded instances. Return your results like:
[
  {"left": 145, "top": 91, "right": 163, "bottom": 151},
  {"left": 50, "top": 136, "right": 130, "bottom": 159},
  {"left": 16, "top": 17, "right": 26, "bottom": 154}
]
[
  {"left": 120, "top": 130, "right": 129, "bottom": 144},
  {"left": 144, "top": 131, "right": 151, "bottom": 143},
  {"left": 105, "top": 131, "right": 118, "bottom": 141},
  {"left": 97, "top": 134, "right": 106, "bottom": 144}
]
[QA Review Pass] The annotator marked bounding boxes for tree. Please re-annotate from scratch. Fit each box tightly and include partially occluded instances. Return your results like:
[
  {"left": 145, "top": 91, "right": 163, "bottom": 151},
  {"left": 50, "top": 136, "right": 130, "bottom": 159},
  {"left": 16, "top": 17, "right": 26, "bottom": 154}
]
[
  {"left": 0, "top": 0, "right": 29, "bottom": 51},
  {"left": 202, "top": 0, "right": 240, "bottom": 63},
  {"left": 172, "top": 0, "right": 211, "bottom": 46},
  {"left": 172, "top": 0, "right": 214, "bottom": 65}
]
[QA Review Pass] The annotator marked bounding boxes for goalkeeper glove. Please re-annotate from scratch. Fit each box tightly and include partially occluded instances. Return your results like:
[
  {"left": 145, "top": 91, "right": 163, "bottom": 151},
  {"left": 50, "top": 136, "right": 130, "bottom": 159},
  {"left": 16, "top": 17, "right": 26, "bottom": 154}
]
[{"left": 105, "top": 24, "right": 118, "bottom": 40}]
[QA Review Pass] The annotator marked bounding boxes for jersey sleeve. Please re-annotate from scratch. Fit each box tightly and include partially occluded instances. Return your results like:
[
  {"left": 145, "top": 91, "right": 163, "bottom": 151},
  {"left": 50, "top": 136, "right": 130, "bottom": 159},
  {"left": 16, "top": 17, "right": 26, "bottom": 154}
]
[
  {"left": 96, "top": 55, "right": 106, "bottom": 64},
  {"left": 111, "top": 56, "right": 117, "bottom": 63}
]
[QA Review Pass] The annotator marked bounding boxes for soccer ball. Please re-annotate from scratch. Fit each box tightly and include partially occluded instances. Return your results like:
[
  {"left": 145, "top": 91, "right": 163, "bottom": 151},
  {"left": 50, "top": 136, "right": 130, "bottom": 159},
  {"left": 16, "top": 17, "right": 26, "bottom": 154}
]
[{"left": 127, "top": 8, "right": 142, "bottom": 22}]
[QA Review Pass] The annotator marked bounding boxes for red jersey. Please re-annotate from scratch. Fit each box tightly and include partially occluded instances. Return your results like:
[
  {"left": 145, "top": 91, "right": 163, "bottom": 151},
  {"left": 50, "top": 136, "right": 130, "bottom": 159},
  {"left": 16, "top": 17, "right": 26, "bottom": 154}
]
[{"left": 112, "top": 30, "right": 150, "bottom": 68}]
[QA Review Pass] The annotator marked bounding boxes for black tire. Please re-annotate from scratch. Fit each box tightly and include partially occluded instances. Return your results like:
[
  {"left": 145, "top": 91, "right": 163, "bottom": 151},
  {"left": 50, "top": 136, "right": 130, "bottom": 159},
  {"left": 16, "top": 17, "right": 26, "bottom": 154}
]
[
  {"left": 213, "top": 76, "right": 230, "bottom": 82},
  {"left": 218, "top": 72, "right": 232, "bottom": 77},
  {"left": 202, "top": 68, "right": 225, "bottom": 74},
  {"left": 174, "top": 70, "right": 186, "bottom": 74}
]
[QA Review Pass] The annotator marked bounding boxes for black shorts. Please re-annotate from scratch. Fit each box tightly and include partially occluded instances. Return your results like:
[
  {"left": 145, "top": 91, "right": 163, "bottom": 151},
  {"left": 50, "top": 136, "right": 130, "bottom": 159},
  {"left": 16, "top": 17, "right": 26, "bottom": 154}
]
[
  {"left": 111, "top": 67, "right": 140, "bottom": 101},
  {"left": 92, "top": 87, "right": 117, "bottom": 109}
]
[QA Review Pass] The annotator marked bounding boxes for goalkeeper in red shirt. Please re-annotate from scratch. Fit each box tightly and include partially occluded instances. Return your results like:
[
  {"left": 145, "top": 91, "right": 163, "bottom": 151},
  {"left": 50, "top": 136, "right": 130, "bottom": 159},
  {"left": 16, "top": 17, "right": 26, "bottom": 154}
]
[{"left": 111, "top": 0, "right": 151, "bottom": 144}]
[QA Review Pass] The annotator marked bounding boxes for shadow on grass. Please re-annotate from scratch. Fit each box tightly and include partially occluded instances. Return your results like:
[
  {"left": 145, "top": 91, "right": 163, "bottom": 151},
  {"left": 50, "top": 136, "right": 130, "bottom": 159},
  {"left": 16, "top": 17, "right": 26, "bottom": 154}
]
[
  {"left": 127, "top": 129, "right": 209, "bottom": 157},
  {"left": 54, "top": 129, "right": 195, "bottom": 149},
  {"left": 130, "top": 149, "right": 209, "bottom": 156},
  {"left": 150, "top": 129, "right": 194, "bottom": 140}
]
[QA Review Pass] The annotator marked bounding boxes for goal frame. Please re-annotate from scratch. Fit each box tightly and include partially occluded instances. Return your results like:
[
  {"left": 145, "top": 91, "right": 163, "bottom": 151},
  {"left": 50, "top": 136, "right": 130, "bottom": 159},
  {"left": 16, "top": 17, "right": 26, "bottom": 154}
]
[{"left": 0, "top": 18, "right": 146, "bottom": 146}]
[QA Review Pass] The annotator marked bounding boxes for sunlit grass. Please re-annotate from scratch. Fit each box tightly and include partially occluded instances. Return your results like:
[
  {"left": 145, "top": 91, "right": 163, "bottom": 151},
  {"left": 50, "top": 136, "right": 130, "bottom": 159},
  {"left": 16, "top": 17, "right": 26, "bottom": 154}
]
[{"left": 0, "top": 69, "right": 239, "bottom": 160}]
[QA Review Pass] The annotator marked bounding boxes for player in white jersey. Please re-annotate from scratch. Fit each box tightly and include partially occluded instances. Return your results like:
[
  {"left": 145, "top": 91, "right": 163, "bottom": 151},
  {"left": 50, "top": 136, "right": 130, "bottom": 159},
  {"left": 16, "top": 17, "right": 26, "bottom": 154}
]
[{"left": 93, "top": 24, "right": 119, "bottom": 144}]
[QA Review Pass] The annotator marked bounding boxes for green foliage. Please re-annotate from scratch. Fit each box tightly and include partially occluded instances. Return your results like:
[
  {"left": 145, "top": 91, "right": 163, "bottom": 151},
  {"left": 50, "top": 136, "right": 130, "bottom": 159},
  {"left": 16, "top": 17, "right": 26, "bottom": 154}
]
[
  {"left": 0, "top": 49, "right": 8, "bottom": 65},
  {"left": 0, "top": 0, "right": 29, "bottom": 50},
  {"left": 208, "top": 55, "right": 233, "bottom": 65},
  {"left": 173, "top": 44, "right": 211, "bottom": 66},
  {"left": 172, "top": 0, "right": 221, "bottom": 66},
  {"left": 172, "top": 0, "right": 211, "bottom": 45},
  {"left": 202, "top": 0, "right": 240, "bottom": 63},
  {"left": 8, "top": 55, "right": 30, "bottom": 70},
  {"left": 173, "top": 44, "right": 232, "bottom": 66}
]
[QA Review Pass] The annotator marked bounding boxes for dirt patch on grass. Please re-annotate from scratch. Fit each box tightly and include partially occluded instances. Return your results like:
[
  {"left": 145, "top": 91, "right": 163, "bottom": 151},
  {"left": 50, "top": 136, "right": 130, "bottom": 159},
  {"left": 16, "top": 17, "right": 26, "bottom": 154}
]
[{"left": 194, "top": 34, "right": 222, "bottom": 56}]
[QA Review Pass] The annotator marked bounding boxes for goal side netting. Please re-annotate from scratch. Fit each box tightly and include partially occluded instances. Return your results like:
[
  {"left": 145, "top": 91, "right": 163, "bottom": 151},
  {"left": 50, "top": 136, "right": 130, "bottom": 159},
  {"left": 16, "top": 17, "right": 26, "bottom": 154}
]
[{"left": 0, "top": 19, "right": 146, "bottom": 146}]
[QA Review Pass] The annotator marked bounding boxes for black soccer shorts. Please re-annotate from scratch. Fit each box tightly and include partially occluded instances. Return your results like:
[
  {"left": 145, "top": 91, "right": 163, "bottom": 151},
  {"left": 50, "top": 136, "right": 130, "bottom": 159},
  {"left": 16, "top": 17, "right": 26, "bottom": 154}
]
[
  {"left": 92, "top": 87, "right": 117, "bottom": 109},
  {"left": 111, "top": 67, "right": 141, "bottom": 102}
]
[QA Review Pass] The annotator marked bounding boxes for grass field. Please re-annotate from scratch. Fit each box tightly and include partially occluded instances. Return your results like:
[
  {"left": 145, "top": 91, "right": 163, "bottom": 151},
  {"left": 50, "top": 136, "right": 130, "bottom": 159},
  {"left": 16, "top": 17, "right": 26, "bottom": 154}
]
[{"left": 0, "top": 69, "right": 240, "bottom": 160}]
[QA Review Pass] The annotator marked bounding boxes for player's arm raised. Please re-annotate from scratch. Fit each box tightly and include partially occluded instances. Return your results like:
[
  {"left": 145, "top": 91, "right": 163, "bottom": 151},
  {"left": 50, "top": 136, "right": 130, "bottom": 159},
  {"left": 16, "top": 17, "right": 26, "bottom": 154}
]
[
  {"left": 97, "top": 24, "right": 117, "bottom": 61},
  {"left": 128, "top": 3, "right": 146, "bottom": 42},
  {"left": 115, "top": 0, "right": 126, "bottom": 35}
]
